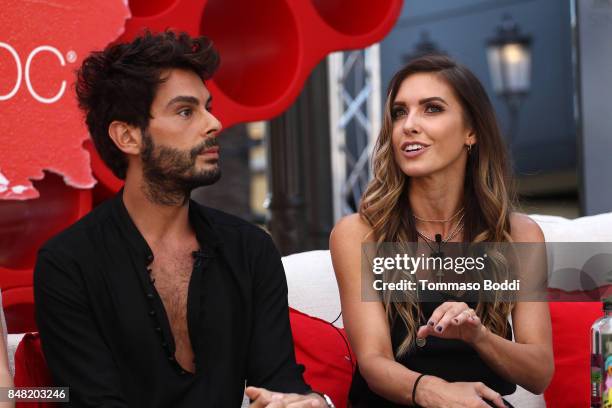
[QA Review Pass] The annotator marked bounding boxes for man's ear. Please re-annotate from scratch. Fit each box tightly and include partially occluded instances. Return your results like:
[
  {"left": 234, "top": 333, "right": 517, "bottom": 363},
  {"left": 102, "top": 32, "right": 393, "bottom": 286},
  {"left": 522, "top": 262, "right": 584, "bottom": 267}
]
[{"left": 108, "top": 121, "right": 142, "bottom": 156}]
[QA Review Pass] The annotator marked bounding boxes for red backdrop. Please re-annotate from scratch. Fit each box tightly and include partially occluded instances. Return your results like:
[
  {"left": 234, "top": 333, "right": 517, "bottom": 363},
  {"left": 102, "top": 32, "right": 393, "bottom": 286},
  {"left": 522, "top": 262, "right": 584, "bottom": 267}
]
[{"left": 0, "top": 0, "right": 402, "bottom": 332}]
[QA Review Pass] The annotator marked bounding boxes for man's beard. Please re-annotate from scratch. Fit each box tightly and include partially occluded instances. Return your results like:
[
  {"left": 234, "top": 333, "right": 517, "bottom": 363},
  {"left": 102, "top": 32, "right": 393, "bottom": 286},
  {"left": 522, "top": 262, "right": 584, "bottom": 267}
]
[{"left": 140, "top": 130, "right": 221, "bottom": 206}]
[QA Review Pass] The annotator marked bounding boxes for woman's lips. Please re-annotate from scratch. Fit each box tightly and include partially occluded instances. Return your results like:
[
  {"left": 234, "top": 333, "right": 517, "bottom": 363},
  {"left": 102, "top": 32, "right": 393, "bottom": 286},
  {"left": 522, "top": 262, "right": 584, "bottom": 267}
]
[{"left": 401, "top": 145, "right": 429, "bottom": 158}]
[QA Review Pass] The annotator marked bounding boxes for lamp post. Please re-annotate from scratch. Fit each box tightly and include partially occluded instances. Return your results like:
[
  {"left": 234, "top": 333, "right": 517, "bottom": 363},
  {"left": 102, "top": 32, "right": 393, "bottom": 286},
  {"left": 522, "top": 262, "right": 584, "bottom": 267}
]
[{"left": 486, "top": 15, "right": 532, "bottom": 145}]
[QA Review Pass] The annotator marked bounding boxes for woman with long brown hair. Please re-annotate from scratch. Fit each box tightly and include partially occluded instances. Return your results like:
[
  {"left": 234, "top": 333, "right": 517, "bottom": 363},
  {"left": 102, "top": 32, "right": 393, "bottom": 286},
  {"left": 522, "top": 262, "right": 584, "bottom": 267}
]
[{"left": 330, "top": 54, "right": 553, "bottom": 407}]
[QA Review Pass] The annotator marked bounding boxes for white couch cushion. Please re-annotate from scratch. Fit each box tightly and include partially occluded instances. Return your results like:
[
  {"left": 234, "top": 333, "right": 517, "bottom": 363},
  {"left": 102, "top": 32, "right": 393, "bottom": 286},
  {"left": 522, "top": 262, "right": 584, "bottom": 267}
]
[
  {"left": 531, "top": 212, "right": 612, "bottom": 242},
  {"left": 531, "top": 213, "right": 612, "bottom": 291},
  {"left": 283, "top": 250, "right": 343, "bottom": 327}
]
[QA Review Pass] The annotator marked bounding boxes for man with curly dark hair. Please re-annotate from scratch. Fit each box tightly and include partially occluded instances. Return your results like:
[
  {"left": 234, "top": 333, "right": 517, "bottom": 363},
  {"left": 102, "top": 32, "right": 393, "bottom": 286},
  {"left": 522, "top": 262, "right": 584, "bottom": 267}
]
[{"left": 33, "top": 31, "right": 330, "bottom": 408}]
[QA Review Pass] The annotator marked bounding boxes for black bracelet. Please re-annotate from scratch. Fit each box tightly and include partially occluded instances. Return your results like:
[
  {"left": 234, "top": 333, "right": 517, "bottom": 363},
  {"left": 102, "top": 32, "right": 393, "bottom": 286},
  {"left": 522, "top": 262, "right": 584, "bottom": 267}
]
[{"left": 412, "top": 373, "right": 427, "bottom": 407}]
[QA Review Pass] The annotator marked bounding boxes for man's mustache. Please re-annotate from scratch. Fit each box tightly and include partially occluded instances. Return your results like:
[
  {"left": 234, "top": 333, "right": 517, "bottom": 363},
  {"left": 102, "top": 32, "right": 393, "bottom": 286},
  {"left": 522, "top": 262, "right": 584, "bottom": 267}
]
[{"left": 190, "top": 137, "right": 219, "bottom": 158}]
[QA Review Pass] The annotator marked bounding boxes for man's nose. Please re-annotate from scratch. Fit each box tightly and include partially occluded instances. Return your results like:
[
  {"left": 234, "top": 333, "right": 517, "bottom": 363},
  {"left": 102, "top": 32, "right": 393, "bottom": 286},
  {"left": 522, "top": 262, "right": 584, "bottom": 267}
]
[{"left": 204, "top": 111, "right": 222, "bottom": 137}]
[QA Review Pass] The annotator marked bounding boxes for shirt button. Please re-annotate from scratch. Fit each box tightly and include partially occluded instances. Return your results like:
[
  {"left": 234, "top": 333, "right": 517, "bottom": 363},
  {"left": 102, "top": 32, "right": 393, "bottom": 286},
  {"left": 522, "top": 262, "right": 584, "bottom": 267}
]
[
  {"left": 155, "top": 327, "right": 161, "bottom": 332},
  {"left": 168, "top": 356, "right": 175, "bottom": 362},
  {"left": 146, "top": 293, "right": 154, "bottom": 299},
  {"left": 180, "top": 370, "right": 187, "bottom": 376},
  {"left": 149, "top": 310, "right": 156, "bottom": 316}
]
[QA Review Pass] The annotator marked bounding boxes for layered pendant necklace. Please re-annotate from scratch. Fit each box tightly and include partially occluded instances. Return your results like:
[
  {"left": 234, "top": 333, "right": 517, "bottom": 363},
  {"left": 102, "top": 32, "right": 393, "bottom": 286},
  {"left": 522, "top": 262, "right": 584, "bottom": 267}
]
[
  {"left": 414, "top": 210, "right": 465, "bottom": 283},
  {"left": 413, "top": 208, "right": 465, "bottom": 349}
]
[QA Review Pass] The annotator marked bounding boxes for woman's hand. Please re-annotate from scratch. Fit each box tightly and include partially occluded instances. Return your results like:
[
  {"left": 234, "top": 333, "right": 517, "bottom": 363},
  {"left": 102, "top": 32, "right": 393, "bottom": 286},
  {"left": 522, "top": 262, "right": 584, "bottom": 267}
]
[
  {"left": 415, "top": 376, "right": 506, "bottom": 408},
  {"left": 416, "top": 301, "right": 487, "bottom": 345}
]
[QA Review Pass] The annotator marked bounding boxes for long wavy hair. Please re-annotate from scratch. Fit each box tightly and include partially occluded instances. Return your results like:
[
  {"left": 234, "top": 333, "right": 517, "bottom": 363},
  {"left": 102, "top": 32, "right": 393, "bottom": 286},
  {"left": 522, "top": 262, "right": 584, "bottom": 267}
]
[{"left": 359, "top": 54, "right": 516, "bottom": 357}]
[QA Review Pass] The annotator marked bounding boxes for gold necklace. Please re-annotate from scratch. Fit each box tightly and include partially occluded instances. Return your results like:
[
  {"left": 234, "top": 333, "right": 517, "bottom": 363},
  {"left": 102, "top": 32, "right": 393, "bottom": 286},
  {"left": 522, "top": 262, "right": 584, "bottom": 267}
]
[
  {"left": 415, "top": 212, "right": 466, "bottom": 243},
  {"left": 413, "top": 207, "right": 464, "bottom": 223}
]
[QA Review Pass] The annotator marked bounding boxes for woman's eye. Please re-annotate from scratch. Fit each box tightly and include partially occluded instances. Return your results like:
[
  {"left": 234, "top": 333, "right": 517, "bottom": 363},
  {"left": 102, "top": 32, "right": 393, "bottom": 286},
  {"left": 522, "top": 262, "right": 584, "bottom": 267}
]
[
  {"left": 391, "top": 107, "right": 407, "bottom": 119},
  {"left": 425, "top": 104, "right": 443, "bottom": 113}
]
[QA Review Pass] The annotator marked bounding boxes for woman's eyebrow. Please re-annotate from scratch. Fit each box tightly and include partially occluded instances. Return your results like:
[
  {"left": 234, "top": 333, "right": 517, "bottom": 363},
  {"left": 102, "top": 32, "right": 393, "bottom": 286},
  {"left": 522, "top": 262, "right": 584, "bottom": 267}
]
[
  {"left": 418, "top": 96, "right": 448, "bottom": 105},
  {"left": 392, "top": 97, "right": 448, "bottom": 106}
]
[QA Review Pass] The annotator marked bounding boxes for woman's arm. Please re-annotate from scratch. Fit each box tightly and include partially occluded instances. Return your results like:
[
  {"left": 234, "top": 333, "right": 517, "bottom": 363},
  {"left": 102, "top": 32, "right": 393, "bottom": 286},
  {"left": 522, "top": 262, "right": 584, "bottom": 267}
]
[
  {"left": 471, "top": 214, "right": 554, "bottom": 394},
  {"left": 330, "top": 214, "right": 419, "bottom": 405},
  {"left": 330, "top": 215, "right": 505, "bottom": 408},
  {"left": 470, "top": 302, "right": 553, "bottom": 394}
]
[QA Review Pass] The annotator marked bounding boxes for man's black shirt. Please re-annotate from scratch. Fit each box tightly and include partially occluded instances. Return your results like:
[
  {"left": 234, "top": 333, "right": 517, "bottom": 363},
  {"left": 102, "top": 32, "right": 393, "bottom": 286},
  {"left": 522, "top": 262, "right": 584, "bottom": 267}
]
[{"left": 34, "top": 191, "right": 310, "bottom": 407}]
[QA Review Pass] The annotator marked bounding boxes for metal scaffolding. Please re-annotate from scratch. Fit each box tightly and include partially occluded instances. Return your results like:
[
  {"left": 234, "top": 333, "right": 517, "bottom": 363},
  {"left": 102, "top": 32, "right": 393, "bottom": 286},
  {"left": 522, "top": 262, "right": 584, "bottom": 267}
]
[{"left": 328, "top": 44, "right": 382, "bottom": 222}]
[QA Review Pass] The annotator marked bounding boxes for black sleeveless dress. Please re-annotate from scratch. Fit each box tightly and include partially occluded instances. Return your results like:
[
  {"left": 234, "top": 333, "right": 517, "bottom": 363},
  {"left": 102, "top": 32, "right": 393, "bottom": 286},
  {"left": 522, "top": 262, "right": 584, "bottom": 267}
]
[{"left": 348, "top": 296, "right": 516, "bottom": 407}]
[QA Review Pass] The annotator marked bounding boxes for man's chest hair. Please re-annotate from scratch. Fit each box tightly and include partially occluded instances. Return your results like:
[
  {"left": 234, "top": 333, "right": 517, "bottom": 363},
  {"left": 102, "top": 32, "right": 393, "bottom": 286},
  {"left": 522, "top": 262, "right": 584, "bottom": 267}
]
[{"left": 150, "top": 251, "right": 194, "bottom": 324}]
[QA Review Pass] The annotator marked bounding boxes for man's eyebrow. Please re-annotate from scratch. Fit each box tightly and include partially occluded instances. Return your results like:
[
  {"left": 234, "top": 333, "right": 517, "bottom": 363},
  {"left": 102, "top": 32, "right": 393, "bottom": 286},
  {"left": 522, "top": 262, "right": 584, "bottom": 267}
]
[{"left": 165, "top": 95, "right": 201, "bottom": 109}]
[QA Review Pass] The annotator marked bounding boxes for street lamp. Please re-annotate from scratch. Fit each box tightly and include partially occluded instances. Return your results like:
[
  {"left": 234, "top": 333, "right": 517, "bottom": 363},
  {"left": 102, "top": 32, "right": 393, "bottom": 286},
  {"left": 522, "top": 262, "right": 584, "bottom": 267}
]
[{"left": 486, "top": 15, "right": 532, "bottom": 144}]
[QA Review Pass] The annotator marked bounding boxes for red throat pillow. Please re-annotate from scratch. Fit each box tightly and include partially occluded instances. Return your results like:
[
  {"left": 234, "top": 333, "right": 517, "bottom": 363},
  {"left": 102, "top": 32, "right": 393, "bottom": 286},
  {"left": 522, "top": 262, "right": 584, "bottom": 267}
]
[
  {"left": 13, "top": 332, "right": 58, "bottom": 408},
  {"left": 544, "top": 301, "right": 603, "bottom": 407},
  {"left": 289, "top": 308, "right": 354, "bottom": 408}
]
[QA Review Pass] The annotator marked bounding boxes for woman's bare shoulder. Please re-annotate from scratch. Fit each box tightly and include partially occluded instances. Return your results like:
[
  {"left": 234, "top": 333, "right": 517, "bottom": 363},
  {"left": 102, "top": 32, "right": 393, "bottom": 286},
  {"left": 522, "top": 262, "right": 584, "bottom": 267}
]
[
  {"left": 330, "top": 213, "right": 373, "bottom": 244},
  {"left": 509, "top": 212, "right": 545, "bottom": 243}
]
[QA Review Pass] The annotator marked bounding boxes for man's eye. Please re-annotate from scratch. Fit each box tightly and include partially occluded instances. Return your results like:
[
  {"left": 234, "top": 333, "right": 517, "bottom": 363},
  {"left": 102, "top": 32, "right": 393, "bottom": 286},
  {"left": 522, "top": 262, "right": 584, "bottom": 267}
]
[
  {"left": 178, "top": 109, "right": 192, "bottom": 118},
  {"left": 425, "top": 104, "right": 443, "bottom": 113}
]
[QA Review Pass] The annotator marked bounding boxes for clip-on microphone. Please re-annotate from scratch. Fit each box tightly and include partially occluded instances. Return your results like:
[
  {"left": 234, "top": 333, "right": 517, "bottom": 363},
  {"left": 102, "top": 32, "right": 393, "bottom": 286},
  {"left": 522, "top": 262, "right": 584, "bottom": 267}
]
[{"left": 434, "top": 233, "right": 443, "bottom": 258}]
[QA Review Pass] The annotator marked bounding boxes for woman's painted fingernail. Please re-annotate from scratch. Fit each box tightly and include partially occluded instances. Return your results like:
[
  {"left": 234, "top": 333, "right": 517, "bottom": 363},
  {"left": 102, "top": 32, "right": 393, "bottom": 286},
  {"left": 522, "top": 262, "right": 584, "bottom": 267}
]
[
  {"left": 436, "top": 325, "right": 443, "bottom": 332},
  {"left": 428, "top": 321, "right": 434, "bottom": 326},
  {"left": 453, "top": 318, "right": 459, "bottom": 324}
]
